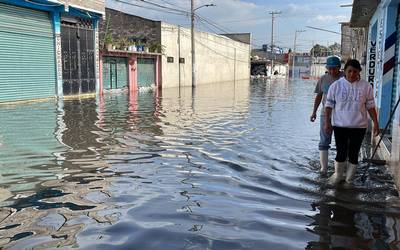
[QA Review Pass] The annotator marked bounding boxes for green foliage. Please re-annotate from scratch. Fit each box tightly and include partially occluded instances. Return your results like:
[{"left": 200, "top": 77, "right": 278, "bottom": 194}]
[
  {"left": 148, "top": 42, "right": 165, "bottom": 53},
  {"left": 118, "top": 37, "right": 130, "bottom": 49},
  {"left": 310, "top": 42, "right": 341, "bottom": 57},
  {"left": 104, "top": 33, "right": 113, "bottom": 45}
]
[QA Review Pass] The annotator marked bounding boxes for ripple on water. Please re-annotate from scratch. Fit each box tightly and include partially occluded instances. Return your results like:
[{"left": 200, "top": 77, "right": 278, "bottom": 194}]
[{"left": 0, "top": 80, "right": 400, "bottom": 249}]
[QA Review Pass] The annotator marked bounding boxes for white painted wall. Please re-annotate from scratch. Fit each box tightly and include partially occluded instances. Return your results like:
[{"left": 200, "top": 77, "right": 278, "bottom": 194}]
[
  {"left": 310, "top": 64, "right": 327, "bottom": 78},
  {"left": 161, "top": 23, "right": 251, "bottom": 88}
]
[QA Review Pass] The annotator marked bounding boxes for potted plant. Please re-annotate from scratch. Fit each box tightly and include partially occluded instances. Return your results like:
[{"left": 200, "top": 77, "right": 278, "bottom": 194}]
[
  {"left": 119, "top": 37, "right": 129, "bottom": 51},
  {"left": 104, "top": 33, "right": 113, "bottom": 51},
  {"left": 129, "top": 41, "right": 137, "bottom": 52},
  {"left": 149, "top": 42, "right": 165, "bottom": 54}
]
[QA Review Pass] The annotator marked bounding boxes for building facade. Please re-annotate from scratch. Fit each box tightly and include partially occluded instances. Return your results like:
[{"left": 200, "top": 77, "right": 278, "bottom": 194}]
[
  {"left": 289, "top": 53, "right": 312, "bottom": 79},
  {"left": 351, "top": 0, "right": 400, "bottom": 187},
  {"left": 0, "top": 0, "right": 105, "bottom": 103},
  {"left": 98, "top": 8, "right": 162, "bottom": 94},
  {"left": 98, "top": 8, "right": 251, "bottom": 91},
  {"left": 161, "top": 23, "right": 251, "bottom": 88}
]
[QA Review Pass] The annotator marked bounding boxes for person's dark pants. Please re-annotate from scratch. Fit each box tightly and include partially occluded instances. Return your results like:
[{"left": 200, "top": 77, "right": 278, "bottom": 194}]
[{"left": 333, "top": 127, "right": 366, "bottom": 165}]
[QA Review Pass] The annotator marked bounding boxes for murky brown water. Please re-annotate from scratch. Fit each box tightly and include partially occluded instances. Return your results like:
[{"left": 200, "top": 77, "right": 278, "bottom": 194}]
[{"left": 1, "top": 79, "right": 400, "bottom": 249}]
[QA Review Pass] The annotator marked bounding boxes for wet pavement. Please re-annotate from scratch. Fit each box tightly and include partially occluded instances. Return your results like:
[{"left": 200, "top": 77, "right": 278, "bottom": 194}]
[{"left": 1, "top": 79, "right": 400, "bottom": 249}]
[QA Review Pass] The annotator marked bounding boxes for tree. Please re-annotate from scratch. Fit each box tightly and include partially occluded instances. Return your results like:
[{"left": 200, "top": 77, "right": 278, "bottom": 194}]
[
  {"left": 310, "top": 44, "right": 329, "bottom": 57},
  {"left": 328, "top": 42, "right": 341, "bottom": 55}
]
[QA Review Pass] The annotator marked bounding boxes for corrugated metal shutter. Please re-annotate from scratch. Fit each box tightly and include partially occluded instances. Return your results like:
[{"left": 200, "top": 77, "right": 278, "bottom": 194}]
[
  {"left": 0, "top": 3, "right": 56, "bottom": 102},
  {"left": 103, "top": 57, "right": 128, "bottom": 90},
  {"left": 137, "top": 58, "right": 155, "bottom": 88}
]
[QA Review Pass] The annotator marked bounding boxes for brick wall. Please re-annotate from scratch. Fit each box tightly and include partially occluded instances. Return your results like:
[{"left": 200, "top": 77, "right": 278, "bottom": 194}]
[
  {"left": 98, "top": 8, "right": 161, "bottom": 48},
  {"left": 60, "top": 0, "right": 105, "bottom": 13}
]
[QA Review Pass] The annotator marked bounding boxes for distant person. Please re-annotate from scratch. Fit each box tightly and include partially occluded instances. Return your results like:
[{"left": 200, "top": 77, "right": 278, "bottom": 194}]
[
  {"left": 310, "top": 56, "right": 343, "bottom": 174},
  {"left": 324, "top": 59, "right": 379, "bottom": 185}
]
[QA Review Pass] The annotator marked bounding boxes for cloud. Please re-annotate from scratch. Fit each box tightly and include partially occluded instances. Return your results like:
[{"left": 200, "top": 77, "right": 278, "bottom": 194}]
[
  {"left": 312, "top": 14, "right": 348, "bottom": 22},
  {"left": 285, "top": 3, "right": 312, "bottom": 15},
  {"left": 105, "top": 0, "right": 351, "bottom": 50}
]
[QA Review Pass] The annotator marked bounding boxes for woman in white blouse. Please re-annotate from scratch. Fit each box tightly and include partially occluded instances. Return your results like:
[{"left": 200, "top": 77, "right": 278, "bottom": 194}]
[{"left": 324, "top": 59, "right": 379, "bottom": 185}]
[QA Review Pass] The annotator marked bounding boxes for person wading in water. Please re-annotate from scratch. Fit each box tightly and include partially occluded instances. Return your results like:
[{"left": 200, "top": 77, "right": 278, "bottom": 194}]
[
  {"left": 311, "top": 56, "right": 344, "bottom": 174},
  {"left": 324, "top": 59, "right": 379, "bottom": 185}
]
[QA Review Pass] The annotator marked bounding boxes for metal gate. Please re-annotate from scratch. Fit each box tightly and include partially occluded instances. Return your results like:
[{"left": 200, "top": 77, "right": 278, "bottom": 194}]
[
  {"left": 137, "top": 58, "right": 156, "bottom": 88},
  {"left": 103, "top": 57, "right": 128, "bottom": 90},
  {"left": 0, "top": 3, "right": 56, "bottom": 102},
  {"left": 61, "top": 17, "right": 95, "bottom": 95}
]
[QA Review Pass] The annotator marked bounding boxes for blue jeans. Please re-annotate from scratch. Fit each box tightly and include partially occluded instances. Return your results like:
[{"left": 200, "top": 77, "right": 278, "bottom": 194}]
[{"left": 319, "top": 115, "right": 332, "bottom": 150}]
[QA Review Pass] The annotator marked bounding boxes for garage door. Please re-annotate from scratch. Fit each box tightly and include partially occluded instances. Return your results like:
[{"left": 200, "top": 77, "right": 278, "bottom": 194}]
[
  {"left": 137, "top": 58, "right": 155, "bottom": 88},
  {"left": 0, "top": 3, "right": 56, "bottom": 102}
]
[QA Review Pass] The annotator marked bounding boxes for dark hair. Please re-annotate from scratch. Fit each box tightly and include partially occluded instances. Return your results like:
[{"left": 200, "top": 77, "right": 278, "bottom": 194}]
[{"left": 344, "top": 59, "right": 362, "bottom": 71}]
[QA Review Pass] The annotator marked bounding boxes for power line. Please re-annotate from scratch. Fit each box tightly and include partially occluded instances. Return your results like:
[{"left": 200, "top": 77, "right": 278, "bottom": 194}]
[
  {"left": 134, "top": 0, "right": 189, "bottom": 14},
  {"left": 195, "top": 13, "right": 233, "bottom": 33},
  {"left": 179, "top": 30, "right": 250, "bottom": 63},
  {"left": 158, "top": 0, "right": 188, "bottom": 10},
  {"left": 114, "top": 0, "right": 189, "bottom": 16}
]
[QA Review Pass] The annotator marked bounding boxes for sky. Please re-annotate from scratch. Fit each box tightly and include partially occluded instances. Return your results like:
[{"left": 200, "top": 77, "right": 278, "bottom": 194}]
[{"left": 106, "top": 0, "right": 353, "bottom": 53}]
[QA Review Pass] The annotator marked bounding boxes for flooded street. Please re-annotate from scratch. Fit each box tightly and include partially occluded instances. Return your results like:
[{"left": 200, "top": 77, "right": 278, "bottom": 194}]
[{"left": 1, "top": 79, "right": 400, "bottom": 249}]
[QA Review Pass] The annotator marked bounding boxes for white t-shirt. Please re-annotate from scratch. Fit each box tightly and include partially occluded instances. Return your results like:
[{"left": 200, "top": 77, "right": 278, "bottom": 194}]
[
  {"left": 314, "top": 72, "right": 344, "bottom": 115},
  {"left": 325, "top": 77, "right": 375, "bottom": 128}
]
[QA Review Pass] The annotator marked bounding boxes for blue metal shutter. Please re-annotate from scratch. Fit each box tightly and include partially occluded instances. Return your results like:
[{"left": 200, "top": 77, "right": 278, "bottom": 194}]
[
  {"left": 0, "top": 3, "right": 56, "bottom": 102},
  {"left": 137, "top": 58, "right": 155, "bottom": 88}
]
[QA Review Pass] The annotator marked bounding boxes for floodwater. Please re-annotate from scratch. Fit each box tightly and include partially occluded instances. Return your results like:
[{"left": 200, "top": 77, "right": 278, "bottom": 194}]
[{"left": 1, "top": 79, "right": 400, "bottom": 249}]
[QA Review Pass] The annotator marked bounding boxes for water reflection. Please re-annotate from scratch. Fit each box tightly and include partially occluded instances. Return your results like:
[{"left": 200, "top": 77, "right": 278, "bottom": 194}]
[{"left": 0, "top": 80, "right": 400, "bottom": 249}]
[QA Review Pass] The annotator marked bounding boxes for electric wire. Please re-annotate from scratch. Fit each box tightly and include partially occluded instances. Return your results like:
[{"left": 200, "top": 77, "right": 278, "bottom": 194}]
[{"left": 114, "top": 0, "right": 189, "bottom": 16}]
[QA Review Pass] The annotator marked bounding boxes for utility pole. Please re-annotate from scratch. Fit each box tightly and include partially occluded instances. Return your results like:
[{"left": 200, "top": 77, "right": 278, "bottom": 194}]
[
  {"left": 190, "top": 1, "right": 215, "bottom": 88},
  {"left": 191, "top": 0, "right": 196, "bottom": 88},
  {"left": 292, "top": 29, "right": 305, "bottom": 78},
  {"left": 311, "top": 40, "right": 314, "bottom": 77},
  {"left": 269, "top": 11, "right": 281, "bottom": 76}
]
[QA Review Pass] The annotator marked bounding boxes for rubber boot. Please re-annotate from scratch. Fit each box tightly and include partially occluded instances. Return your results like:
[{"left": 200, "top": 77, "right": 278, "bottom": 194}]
[
  {"left": 345, "top": 163, "right": 357, "bottom": 184},
  {"left": 328, "top": 161, "right": 346, "bottom": 185},
  {"left": 319, "top": 150, "right": 328, "bottom": 174}
]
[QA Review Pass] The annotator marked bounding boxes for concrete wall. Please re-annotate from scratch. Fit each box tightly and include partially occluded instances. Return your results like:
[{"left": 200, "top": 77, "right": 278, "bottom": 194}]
[
  {"left": 161, "top": 23, "right": 251, "bottom": 88},
  {"left": 98, "top": 8, "right": 161, "bottom": 48},
  {"left": 310, "top": 64, "right": 327, "bottom": 78},
  {"left": 60, "top": 0, "right": 105, "bottom": 14},
  {"left": 341, "top": 23, "right": 355, "bottom": 61},
  {"left": 222, "top": 33, "right": 251, "bottom": 44}
]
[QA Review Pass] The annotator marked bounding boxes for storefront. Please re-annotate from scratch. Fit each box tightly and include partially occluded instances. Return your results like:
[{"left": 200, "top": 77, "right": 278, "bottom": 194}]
[
  {"left": 99, "top": 50, "right": 161, "bottom": 94},
  {"left": 0, "top": 2, "right": 56, "bottom": 102},
  {"left": 102, "top": 56, "right": 129, "bottom": 90},
  {"left": 0, "top": 0, "right": 104, "bottom": 103},
  {"left": 365, "top": 0, "right": 400, "bottom": 167}
]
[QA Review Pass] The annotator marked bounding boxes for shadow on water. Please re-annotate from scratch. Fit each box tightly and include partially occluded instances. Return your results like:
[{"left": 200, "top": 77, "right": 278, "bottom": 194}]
[{"left": 0, "top": 80, "right": 400, "bottom": 249}]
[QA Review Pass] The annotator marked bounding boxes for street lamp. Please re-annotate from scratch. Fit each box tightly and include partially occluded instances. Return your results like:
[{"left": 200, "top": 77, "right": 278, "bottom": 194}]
[
  {"left": 194, "top": 4, "right": 215, "bottom": 11},
  {"left": 191, "top": 1, "right": 216, "bottom": 88}
]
